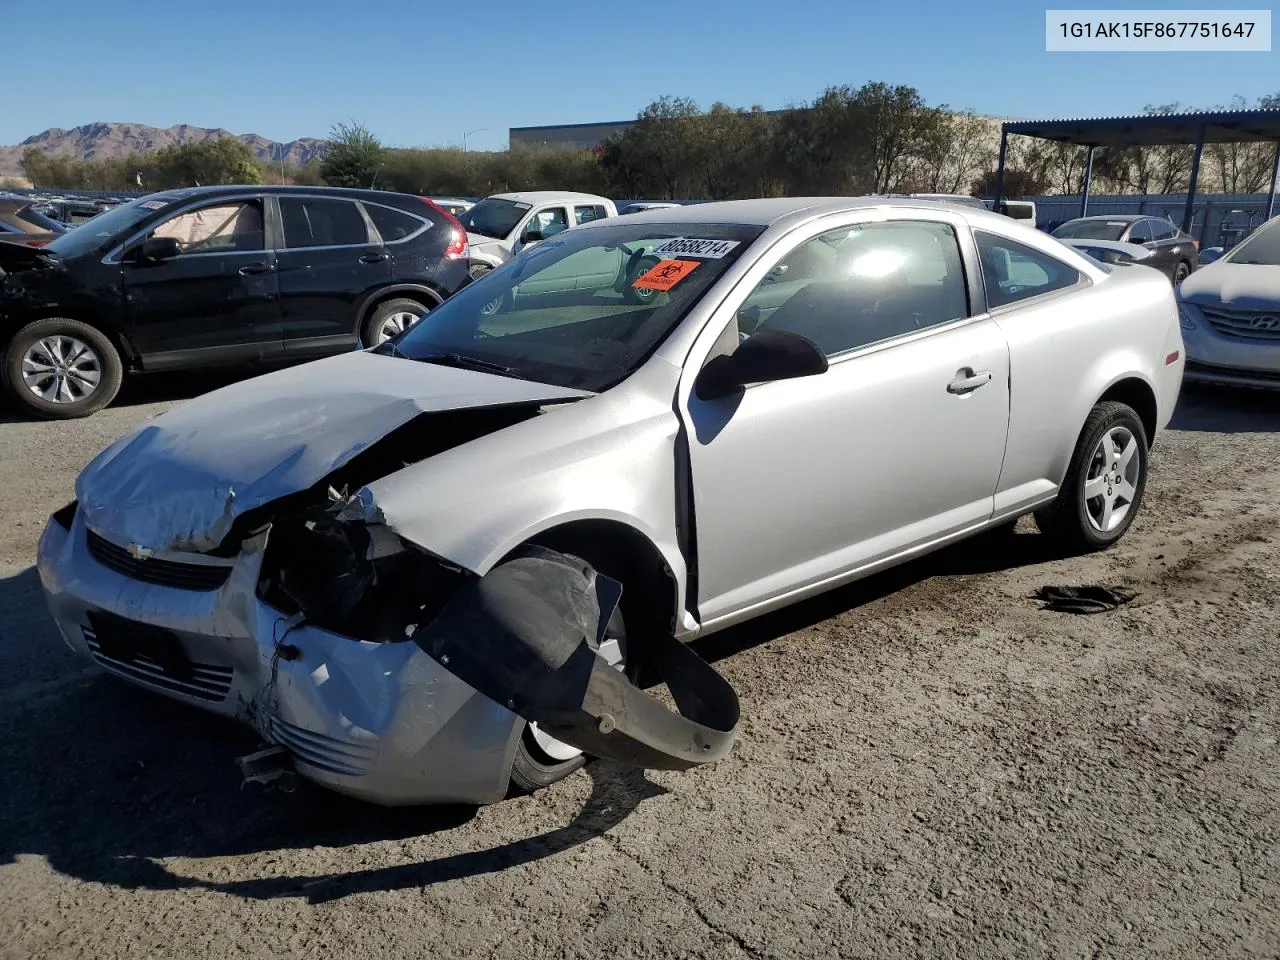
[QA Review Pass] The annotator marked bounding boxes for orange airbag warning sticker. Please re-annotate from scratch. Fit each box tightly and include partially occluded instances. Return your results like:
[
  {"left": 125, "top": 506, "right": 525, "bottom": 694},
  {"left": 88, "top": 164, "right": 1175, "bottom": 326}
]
[{"left": 632, "top": 259, "right": 701, "bottom": 291}]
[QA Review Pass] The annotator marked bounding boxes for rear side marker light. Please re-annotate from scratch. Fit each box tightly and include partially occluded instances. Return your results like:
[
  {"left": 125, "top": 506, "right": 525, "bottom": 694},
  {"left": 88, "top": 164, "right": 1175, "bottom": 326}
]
[{"left": 1166, "top": 351, "right": 1180, "bottom": 365}]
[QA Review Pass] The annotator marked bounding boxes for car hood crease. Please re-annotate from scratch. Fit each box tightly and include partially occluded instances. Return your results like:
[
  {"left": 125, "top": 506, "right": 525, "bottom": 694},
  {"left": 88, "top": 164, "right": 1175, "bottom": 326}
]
[
  {"left": 76, "top": 351, "right": 591, "bottom": 553},
  {"left": 1180, "top": 262, "right": 1280, "bottom": 308}
]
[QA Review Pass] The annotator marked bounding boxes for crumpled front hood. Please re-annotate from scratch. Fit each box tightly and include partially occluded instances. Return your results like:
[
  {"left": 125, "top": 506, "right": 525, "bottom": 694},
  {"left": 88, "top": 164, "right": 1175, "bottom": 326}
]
[
  {"left": 76, "top": 351, "right": 590, "bottom": 553},
  {"left": 1180, "top": 261, "right": 1280, "bottom": 309}
]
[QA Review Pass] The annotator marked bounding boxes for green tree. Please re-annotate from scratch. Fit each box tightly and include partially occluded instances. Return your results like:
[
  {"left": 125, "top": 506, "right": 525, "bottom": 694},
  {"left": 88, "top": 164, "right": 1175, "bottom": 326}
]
[{"left": 320, "top": 121, "right": 387, "bottom": 188}]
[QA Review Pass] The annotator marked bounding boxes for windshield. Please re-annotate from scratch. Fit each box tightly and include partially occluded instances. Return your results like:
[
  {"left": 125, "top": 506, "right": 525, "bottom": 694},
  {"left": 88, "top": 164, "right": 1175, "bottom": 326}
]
[
  {"left": 375, "top": 221, "right": 764, "bottom": 391},
  {"left": 45, "top": 196, "right": 173, "bottom": 258},
  {"left": 1226, "top": 218, "right": 1280, "bottom": 266},
  {"left": 1051, "top": 220, "right": 1128, "bottom": 241},
  {"left": 456, "top": 197, "right": 530, "bottom": 239}
]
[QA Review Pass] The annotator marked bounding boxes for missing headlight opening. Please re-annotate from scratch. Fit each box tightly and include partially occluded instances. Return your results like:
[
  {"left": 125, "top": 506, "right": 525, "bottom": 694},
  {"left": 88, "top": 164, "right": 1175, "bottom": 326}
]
[{"left": 257, "top": 502, "right": 465, "bottom": 644}]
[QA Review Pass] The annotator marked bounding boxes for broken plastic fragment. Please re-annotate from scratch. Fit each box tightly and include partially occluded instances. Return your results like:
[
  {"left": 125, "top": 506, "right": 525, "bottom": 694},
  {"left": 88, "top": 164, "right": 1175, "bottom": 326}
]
[{"left": 413, "top": 546, "right": 740, "bottom": 771}]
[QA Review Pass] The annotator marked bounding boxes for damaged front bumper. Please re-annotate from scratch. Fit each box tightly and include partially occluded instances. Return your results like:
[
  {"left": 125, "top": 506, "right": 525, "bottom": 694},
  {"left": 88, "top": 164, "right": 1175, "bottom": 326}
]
[{"left": 36, "top": 510, "right": 524, "bottom": 806}]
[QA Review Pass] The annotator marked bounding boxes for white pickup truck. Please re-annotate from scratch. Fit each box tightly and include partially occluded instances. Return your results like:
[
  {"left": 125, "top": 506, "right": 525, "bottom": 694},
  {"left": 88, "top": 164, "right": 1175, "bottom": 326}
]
[{"left": 459, "top": 191, "right": 618, "bottom": 278}]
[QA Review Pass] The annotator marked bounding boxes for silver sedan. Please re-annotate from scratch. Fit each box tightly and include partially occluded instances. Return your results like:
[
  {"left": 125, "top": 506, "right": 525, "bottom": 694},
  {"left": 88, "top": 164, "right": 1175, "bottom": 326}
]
[{"left": 38, "top": 198, "right": 1185, "bottom": 805}]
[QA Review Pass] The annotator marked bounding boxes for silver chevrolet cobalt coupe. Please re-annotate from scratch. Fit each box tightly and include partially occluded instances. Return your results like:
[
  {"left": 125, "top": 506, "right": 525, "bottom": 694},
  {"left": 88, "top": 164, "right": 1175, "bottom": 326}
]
[{"left": 39, "top": 198, "right": 1185, "bottom": 804}]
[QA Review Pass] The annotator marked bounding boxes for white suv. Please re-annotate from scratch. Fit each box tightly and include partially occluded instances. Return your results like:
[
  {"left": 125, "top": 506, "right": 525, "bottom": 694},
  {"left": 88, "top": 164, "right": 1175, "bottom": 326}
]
[{"left": 459, "top": 191, "right": 617, "bottom": 278}]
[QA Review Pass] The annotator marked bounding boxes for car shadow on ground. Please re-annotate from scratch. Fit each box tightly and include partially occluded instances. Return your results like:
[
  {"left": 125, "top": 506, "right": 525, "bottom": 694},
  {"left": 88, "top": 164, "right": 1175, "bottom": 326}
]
[
  {"left": 1170, "top": 382, "right": 1280, "bottom": 433},
  {"left": 0, "top": 564, "right": 666, "bottom": 903}
]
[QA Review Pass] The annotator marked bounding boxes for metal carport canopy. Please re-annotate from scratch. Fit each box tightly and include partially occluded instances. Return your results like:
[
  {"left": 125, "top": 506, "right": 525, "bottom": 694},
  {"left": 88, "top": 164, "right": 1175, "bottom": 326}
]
[{"left": 992, "top": 109, "right": 1280, "bottom": 228}]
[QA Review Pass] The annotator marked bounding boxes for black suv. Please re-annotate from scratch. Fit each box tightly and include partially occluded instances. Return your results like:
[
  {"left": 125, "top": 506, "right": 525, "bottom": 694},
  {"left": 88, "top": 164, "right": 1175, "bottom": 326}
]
[{"left": 0, "top": 185, "right": 470, "bottom": 418}]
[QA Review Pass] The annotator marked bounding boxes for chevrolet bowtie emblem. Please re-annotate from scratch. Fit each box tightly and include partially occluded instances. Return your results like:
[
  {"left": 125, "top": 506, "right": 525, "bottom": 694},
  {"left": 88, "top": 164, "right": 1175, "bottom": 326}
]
[{"left": 127, "top": 543, "right": 153, "bottom": 561}]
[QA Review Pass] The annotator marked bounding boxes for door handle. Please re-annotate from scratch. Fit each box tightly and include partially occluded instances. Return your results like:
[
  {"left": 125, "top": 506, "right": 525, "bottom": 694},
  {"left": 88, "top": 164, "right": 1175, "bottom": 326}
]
[
  {"left": 947, "top": 370, "right": 993, "bottom": 394},
  {"left": 238, "top": 262, "right": 275, "bottom": 275},
  {"left": 359, "top": 253, "right": 388, "bottom": 264}
]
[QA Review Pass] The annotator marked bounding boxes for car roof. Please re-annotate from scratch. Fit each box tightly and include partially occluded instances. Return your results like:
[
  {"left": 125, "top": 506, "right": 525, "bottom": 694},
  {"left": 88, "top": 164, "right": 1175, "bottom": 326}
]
[
  {"left": 584, "top": 195, "right": 1020, "bottom": 230},
  {"left": 1061, "top": 214, "right": 1147, "bottom": 223},
  {"left": 486, "top": 191, "right": 612, "bottom": 204},
  {"left": 137, "top": 184, "right": 427, "bottom": 203}
]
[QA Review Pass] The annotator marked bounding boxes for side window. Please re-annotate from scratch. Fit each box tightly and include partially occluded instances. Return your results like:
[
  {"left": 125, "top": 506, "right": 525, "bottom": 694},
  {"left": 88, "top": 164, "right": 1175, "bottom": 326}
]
[
  {"left": 1148, "top": 219, "right": 1175, "bottom": 241},
  {"left": 364, "top": 202, "right": 426, "bottom": 243},
  {"left": 279, "top": 197, "right": 370, "bottom": 248},
  {"left": 743, "top": 220, "right": 970, "bottom": 358},
  {"left": 530, "top": 207, "right": 569, "bottom": 238},
  {"left": 149, "top": 200, "right": 264, "bottom": 254},
  {"left": 574, "top": 204, "right": 607, "bottom": 225},
  {"left": 1127, "top": 220, "right": 1153, "bottom": 243},
  {"left": 975, "top": 231, "right": 1082, "bottom": 309}
]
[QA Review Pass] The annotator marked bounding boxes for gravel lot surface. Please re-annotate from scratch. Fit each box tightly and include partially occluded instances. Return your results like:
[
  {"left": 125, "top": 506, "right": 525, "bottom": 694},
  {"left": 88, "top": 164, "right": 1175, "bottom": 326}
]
[{"left": 0, "top": 377, "right": 1278, "bottom": 959}]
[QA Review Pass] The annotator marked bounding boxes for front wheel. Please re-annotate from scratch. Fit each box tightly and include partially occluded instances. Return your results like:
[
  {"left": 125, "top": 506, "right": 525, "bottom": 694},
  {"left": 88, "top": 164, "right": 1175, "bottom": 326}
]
[
  {"left": 2, "top": 317, "right": 123, "bottom": 419},
  {"left": 1035, "top": 401, "right": 1149, "bottom": 552},
  {"left": 509, "top": 601, "right": 627, "bottom": 792}
]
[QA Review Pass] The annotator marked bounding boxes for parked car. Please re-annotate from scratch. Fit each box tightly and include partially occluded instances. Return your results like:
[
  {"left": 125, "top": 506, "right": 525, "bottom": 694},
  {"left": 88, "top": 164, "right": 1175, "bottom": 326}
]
[
  {"left": 619, "top": 201, "right": 683, "bottom": 215},
  {"left": 0, "top": 196, "right": 68, "bottom": 248},
  {"left": 1052, "top": 215, "right": 1197, "bottom": 284},
  {"left": 38, "top": 197, "right": 1183, "bottom": 805},
  {"left": 429, "top": 197, "right": 474, "bottom": 217},
  {"left": 907, "top": 192, "right": 989, "bottom": 211},
  {"left": 459, "top": 191, "right": 617, "bottom": 279},
  {"left": 0, "top": 185, "right": 470, "bottom": 418},
  {"left": 1177, "top": 215, "right": 1280, "bottom": 388}
]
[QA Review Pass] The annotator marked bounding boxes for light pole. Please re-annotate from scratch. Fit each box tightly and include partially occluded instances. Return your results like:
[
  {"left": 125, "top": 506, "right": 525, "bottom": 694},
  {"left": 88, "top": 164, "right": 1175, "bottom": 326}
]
[{"left": 463, "top": 128, "right": 489, "bottom": 152}]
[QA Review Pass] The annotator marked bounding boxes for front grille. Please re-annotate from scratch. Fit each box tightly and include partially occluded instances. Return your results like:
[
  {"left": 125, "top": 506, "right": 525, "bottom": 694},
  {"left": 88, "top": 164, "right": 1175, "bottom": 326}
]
[
  {"left": 269, "top": 716, "right": 378, "bottom": 776},
  {"left": 1202, "top": 307, "right": 1280, "bottom": 341},
  {"left": 86, "top": 529, "right": 232, "bottom": 591},
  {"left": 84, "top": 626, "right": 233, "bottom": 702}
]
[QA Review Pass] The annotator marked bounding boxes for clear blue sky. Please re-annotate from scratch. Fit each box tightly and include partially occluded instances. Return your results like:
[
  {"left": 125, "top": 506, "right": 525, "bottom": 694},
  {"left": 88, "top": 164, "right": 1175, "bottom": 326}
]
[{"left": 4, "top": 0, "right": 1276, "bottom": 149}]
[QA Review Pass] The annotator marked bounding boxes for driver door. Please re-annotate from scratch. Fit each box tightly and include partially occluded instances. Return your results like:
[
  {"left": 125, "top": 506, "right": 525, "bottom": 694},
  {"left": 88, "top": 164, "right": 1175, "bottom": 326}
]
[
  {"left": 678, "top": 213, "right": 1011, "bottom": 627},
  {"left": 511, "top": 205, "right": 570, "bottom": 256}
]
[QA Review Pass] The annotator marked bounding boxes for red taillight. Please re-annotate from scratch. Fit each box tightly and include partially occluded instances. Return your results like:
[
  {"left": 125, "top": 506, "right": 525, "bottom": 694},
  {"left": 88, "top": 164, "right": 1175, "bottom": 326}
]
[
  {"left": 28, "top": 239, "right": 49, "bottom": 247},
  {"left": 421, "top": 197, "right": 468, "bottom": 260},
  {"left": 1191, "top": 239, "right": 1199, "bottom": 252}
]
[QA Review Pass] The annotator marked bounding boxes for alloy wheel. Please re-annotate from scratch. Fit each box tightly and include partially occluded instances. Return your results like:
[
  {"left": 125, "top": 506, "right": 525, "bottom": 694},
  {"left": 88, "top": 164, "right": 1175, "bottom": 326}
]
[
  {"left": 1083, "top": 425, "right": 1141, "bottom": 533},
  {"left": 21, "top": 335, "right": 103, "bottom": 404},
  {"left": 374, "top": 311, "right": 421, "bottom": 344}
]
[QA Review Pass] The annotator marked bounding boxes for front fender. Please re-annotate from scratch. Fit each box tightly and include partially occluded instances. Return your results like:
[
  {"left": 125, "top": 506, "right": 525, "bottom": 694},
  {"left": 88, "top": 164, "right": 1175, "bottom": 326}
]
[{"left": 364, "top": 361, "right": 693, "bottom": 626}]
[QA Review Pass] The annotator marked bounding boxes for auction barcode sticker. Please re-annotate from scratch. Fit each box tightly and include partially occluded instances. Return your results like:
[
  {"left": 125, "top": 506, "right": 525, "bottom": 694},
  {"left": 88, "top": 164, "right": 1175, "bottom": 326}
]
[
  {"left": 1046, "top": 10, "right": 1271, "bottom": 50},
  {"left": 651, "top": 237, "right": 741, "bottom": 259}
]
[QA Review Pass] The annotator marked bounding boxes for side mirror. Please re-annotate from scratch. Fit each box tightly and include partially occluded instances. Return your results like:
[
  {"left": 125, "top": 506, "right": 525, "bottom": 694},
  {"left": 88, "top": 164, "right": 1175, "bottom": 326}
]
[
  {"left": 520, "top": 227, "right": 544, "bottom": 244},
  {"left": 694, "top": 329, "right": 828, "bottom": 401},
  {"left": 136, "top": 236, "right": 182, "bottom": 262}
]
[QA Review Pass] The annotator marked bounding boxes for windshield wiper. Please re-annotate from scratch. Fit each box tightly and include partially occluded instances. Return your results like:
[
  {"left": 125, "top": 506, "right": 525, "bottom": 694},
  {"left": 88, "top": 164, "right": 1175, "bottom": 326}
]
[{"left": 416, "top": 352, "right": 515, "bottom": 375}]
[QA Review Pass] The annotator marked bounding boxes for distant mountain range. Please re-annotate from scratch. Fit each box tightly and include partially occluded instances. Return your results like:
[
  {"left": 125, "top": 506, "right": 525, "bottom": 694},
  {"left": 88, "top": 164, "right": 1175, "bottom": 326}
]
[{"left": 0, "top": 122, "right": 327, "bottom": 178}]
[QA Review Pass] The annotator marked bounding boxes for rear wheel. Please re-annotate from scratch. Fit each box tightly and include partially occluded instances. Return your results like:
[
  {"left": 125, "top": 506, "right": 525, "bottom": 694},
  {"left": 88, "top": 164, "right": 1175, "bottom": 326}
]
[
  {"left": 362, "top": 297, "right": 429, "bottom": 347},
  {"left": 2, "top": 317, "right": 122, "bottom": 419},
  {"left": 1035, "top": 401, "right": 1149, "bottom": 552},
  {"left": 1173, "top": 261, "right": 1192, "bottom": 285},
  {"left": 622, "top": 255, "right": 662, "bottom": 304}
]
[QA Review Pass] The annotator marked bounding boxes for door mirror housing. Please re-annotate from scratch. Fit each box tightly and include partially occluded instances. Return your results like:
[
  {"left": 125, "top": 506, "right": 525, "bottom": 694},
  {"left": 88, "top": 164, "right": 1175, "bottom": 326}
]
[
  {"left": 694, "top": 329, "right": 829, "bottom": 401},
  {"left": 136, "top": 236, "right": 182, "bottom": 262},
  {"left": 520, "top": 227, "right": 544, "bottom": 244}
]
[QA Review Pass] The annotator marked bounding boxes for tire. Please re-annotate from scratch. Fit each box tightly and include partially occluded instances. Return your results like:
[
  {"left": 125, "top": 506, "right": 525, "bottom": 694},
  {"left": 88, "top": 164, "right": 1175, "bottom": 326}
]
[
  {"left": 1035, "top": 401, "right": 1149, "bottom": 553},
  {"left": 1173, "top": 261, "right": 1192, "bottom": 285},
  {"left": 362, "top": 297, "right": 429, "bottom": 347},
  {"left": 508, "top": 540, "right": 660, "bottom": 793},
  {"left": 2, "top": 317, "right": 123, "bottom": 419}
]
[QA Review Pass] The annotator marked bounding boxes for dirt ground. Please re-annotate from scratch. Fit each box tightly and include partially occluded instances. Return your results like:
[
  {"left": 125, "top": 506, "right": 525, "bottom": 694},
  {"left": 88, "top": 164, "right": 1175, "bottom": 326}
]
[{"left": 0, "top": 376, "right": 1278, "bottom": 960}]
